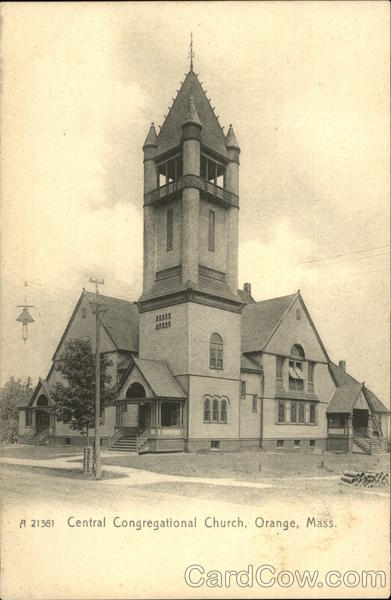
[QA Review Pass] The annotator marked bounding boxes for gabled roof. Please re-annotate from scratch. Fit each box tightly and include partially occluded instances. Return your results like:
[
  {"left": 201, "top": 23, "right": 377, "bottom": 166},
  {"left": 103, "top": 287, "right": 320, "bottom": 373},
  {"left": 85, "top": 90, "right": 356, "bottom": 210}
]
[
  {"left": 241, "top": 293, "right": 297, "bottom": 353},
  {"left": 84, "top": 292, "right": 139, "bottom": 353},
  {"left": 26, "top": 378, "right": 53, "bottom": 408},
  {"left": 120, "top": 357, "right": 186, "bottom": 399},
  {"left": 326, "top": 384, "right": 362, "bottom": 413},
  {"left": 156, "top": 70, "right": 229, "bottom": 159},
  {"left": 329, "top": 361, "right": 389, "bottom": 413},
  {"left": 53, "top": 290, "right": 139, "bottom": 360}
]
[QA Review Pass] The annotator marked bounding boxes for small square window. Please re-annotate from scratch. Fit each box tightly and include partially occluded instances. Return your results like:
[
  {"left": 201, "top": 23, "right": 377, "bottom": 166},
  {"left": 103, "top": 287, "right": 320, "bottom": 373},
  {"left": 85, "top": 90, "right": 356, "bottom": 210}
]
[
  {"left": 211, "top": 440, "right": 220, "bottom": 449},
  {"left": 65, "top": 437, "right": 71, "bottom": 446},
  {"left": 276, "top": 440, "right": 284, "bottom": 448},
  {"left": 293, "top": 440, "right": 301, "bottom": 448},
  {"left": 309, "top": 440, "right": 316, "bottom": 448}
]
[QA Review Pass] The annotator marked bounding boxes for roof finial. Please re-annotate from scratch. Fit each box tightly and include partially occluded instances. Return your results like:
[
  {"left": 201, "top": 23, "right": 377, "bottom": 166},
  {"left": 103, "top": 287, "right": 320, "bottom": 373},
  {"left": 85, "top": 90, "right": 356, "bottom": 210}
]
[{"left": 189, "top": 32, "right": 195, "bottom": 72}]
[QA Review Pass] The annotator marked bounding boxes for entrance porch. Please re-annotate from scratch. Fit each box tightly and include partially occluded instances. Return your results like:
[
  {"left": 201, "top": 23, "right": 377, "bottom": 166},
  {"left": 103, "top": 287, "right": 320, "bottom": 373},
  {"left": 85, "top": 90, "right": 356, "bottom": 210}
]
[{"left": 114, "top": 398, "right": 185, "bottom": 453}]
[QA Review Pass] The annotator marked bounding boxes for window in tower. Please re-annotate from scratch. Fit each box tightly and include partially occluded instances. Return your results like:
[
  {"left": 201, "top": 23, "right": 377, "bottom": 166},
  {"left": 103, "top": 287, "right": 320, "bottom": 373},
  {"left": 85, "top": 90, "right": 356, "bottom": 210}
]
[
  {"left": 208, "top": 210, "right": 215, "bottom": 252},
  {"left": 200, "top": 153, "right": 225, "bottom": 188},
  {"left": 167, "top": 209, "right": 173, "bottom": 251},
  {"left": 210, "top": 333, "right": 223, "bottom": 369},
  {"left": 157, "top": 155, "right": 183, "bottom": 189}
]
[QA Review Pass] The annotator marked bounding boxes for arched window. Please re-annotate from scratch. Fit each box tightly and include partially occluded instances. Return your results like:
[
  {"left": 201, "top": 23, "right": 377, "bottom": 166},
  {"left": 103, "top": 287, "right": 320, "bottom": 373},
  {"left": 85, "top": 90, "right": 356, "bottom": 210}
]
[
  {"left": 212, "top": 399, "right": 219, "bottom": 422},
  {"left": 291, "top": 344, "right": 305, "bottom": 359},
  {"left": 210, "top": 333, "right": 223, "bottom": 369},
  {"left": 203, "top": 398, "right": 210, "bottom": 423},
  {"left": 126, "top": 382, "right": 146, "bottom": 399},
  {"left": 221, "top": 400, "right": 227, "bottom": 423},
  {"left": 289, "top": 344, "right": 305, "bottom": 391}
]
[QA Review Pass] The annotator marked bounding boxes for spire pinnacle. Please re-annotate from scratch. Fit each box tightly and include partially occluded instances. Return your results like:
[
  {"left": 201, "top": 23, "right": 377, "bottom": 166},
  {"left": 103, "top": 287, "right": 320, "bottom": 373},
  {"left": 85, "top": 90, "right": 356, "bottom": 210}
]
[
  {"left": 182, "top": 94, "right": 202, "bottom": 128},
  {"left": 188, "top": 32, "right": 195, "bottom": 72}
]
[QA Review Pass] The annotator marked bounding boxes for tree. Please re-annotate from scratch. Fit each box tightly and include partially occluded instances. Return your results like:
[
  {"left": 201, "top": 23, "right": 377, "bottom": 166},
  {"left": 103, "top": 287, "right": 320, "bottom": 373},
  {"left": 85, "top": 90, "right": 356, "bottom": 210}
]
[
  {"left": 0, "top": 376, "right": 33, "bottom": 443},
  {"left": 51, "top": 338, "right": 117, "bottom": 445}
]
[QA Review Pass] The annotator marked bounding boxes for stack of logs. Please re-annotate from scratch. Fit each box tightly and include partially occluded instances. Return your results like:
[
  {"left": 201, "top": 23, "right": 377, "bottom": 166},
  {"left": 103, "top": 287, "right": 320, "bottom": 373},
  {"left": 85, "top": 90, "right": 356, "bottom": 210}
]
[{"left": 341, "top": 471, "right": 390, "bottom": 488}]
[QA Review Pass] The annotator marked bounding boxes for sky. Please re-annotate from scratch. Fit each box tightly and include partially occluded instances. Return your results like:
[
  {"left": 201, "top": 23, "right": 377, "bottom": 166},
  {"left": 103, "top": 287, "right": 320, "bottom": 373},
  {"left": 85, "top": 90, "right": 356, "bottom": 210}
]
[{"left": 1, "top": 2, "right": 389, "bottom": 403}]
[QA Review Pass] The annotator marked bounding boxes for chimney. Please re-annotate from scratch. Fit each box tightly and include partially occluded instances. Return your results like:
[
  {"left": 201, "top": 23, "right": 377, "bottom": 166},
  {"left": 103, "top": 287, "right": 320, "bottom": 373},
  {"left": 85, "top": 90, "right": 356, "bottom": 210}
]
[
  {"left": 244, "top": 282, "right": 251, "bottom": 296},
  {"left": 339, "top": 360, "right": 346, "bottom": 372}
]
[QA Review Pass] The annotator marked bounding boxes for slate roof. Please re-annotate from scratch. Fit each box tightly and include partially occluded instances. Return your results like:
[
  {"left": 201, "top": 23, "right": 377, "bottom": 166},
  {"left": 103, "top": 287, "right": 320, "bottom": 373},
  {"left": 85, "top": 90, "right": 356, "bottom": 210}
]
[
  {"left": 326, "top": 384, "right": 362, "bottom": 413},
  {"left": 241, "top": 293, "right": 297, "bottom": 353},
  {"left": 132, "top": 358, "right": 186, "bottom": 399},
  {"left": 156, "top": 70, "right": 229, "bottom": 159},
  {"left": 84, "top": 292, "right": 139, "bottom": 353},
  {"left": 329, "top": 362, "right": 389, "bottom": 413}
]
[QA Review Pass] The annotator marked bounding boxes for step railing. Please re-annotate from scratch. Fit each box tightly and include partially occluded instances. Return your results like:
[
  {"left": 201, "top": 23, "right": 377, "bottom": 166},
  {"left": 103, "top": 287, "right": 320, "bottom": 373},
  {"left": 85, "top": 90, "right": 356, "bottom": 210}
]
[{"left": 136, "top": 429, "right": 150, "bottom": 454}]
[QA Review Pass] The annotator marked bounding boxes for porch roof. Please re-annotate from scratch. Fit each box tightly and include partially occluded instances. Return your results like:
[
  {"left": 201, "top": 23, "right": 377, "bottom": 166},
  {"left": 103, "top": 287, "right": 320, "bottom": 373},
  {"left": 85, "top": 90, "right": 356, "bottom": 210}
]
[
  {"left": 120, "top": 357, "right": 186, "bottom": 399},
  {"left": 326, "top": 384, "right": 362, "bottom": 414}
]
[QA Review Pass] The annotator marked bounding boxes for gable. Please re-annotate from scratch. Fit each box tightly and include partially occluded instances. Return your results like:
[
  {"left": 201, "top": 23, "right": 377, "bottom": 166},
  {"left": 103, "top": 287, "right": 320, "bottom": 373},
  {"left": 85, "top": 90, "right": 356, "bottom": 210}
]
[
  {"left": 354, "top": 389, "right": 370, "bottom": 411},
  {"left": 29, "top": 379, "right": 53, "bottom": 408},
  {"left": 118, "top": 358, "right": 186, "bottom": 400},
  {"left": 53, "top": 293, "right": 117, "bottom": 361},
  {"left": 118, "top": 363, "right": 155, "bottom": 400},
  {"left": 264, "top": 295, "right": 329, "bottom": 362},
  {"left": 241, "top": 294, "right": 296, "bottom": 353}
]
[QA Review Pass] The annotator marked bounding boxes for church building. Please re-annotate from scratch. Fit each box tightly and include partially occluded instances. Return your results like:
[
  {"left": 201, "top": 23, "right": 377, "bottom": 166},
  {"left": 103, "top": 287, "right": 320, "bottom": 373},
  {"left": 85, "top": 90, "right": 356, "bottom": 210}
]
[{"left": 18, "top": 59, "right": 389, "bottom": 455}]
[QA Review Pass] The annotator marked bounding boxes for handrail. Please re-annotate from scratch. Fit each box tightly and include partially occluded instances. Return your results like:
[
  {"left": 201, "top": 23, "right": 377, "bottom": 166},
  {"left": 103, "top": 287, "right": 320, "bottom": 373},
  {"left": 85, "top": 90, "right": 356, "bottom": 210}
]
[{"left": 136, "top": 428, "right": 150, "bottom": 453}]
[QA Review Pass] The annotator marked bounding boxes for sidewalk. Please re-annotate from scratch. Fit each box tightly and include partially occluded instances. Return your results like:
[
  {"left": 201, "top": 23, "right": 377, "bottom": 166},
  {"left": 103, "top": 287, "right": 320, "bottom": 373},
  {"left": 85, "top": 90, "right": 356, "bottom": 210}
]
[{"left": 0, "top": 454, "right": 272, "bottom": 489}]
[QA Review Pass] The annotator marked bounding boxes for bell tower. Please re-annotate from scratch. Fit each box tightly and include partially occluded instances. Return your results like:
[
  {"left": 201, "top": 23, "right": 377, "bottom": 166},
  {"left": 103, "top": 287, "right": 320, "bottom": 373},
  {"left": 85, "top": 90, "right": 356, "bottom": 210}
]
[
  {"left": 138, "top": 54, "right": 243, "bottom": 451},
  {"left": 139, "top": 71, "right": 241, "bottom": 311}
]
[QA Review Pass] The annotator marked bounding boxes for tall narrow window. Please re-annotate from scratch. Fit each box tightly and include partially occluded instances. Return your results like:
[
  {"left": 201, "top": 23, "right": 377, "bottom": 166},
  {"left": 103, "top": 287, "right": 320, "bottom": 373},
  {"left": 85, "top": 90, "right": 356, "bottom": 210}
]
[
  {"left": 278, "top": 401, "right": 285, "bottom": 423},
  {"left": 208, "top": 210, "right": 215, "bottom": 252},
  {"left": 221, "top": 400, "right": 227, "bottom": 423},
  {"left": 291, "top": 402, "right": 297, "bottom": 423},
  {"left": 210, "top": 333, "right": 223, "bottom": 369},
  {"left": 203, "top": 398, "right": 210, "bottom": 423},
  {"left": 240, "top": 381, "right": 246, "bottom": 398},
  {"left": 298, "top": 402, "right": 305, "bottom": 423},
  {"left": 167, "top": 209, "right": 173, "bottom": 251},
  {"left": 308, "top": 361, "right": 315, "bottom": 392},
  {"left": 212, "top": 399, "right": 219, "bottom": 422},
  {"left": 252, "top": 395, "right": 257, "bottom": 413},
  {"left": 276, "top": 356, "right": 283, "bottom": 380},
  {"left": 309, "top": 403, "right": 316, "bottom": 424}
]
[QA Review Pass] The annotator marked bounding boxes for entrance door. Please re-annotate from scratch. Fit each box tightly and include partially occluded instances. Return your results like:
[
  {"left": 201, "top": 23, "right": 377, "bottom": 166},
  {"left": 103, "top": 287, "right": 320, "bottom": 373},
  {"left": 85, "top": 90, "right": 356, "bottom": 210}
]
[
  {"left": 36, "top": 411, "right": 50, "bottom": 434},
  {"left": 139, "top": 404, "right": 151, "bottom": 432},
  {"left": 353, "top": 409, "right": 368, "bottom": 437}
]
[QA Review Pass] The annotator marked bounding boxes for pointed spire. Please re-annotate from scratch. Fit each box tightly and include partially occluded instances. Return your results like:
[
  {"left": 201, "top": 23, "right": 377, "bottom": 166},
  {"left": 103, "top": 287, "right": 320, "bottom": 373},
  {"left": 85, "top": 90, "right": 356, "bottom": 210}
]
[
  {"left": 225, "top": 124, "right": 240, "bottom": 150},
  {"left": 182, "top": 95, "right": 202, "bottom": 128},
  {"left": 189, "top": 32, "right": 195, "bottom": 72},
  {"left": 143, "top": 123, "right": 158, "bottom": 148}
]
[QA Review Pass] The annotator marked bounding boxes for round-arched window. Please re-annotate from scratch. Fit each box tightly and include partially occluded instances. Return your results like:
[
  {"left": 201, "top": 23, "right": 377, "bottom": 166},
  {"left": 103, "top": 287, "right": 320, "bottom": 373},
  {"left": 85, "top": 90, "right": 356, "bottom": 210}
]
[
  {"left": 221, "top": 399, "right": 227, "bottom": 423},
  {"left": 210, "top": 333, "right": 223, "bottom": 369},
  {"left": 291, "top": 344, "right": 305, "bottom": 359}
]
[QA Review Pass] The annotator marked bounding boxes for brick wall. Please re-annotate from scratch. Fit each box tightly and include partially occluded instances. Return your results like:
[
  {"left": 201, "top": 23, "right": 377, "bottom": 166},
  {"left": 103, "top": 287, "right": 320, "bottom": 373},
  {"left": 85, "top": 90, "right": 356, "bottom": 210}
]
[{"left": 198, "top": 198, "right": 227, "bottom": 272}]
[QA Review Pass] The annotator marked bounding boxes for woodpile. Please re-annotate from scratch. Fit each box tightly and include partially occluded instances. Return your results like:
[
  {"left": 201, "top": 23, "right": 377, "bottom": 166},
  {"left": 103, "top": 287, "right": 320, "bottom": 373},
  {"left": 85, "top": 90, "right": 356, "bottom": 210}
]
[{"left": 340, "top": 471, "right": 390, "bottom": 488}]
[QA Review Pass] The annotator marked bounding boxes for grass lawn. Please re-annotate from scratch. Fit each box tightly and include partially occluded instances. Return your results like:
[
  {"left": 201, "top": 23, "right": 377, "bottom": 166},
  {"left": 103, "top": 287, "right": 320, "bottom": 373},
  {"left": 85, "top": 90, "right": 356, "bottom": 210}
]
[
  {"left": 101, "top": 450, "right": 390, "bottom": 481},
  {"left": 0, "top": 463, "right": 126, "bottom": 480},
  {"left": 0, "top": 445, "right": 82, "bottom": 460}
]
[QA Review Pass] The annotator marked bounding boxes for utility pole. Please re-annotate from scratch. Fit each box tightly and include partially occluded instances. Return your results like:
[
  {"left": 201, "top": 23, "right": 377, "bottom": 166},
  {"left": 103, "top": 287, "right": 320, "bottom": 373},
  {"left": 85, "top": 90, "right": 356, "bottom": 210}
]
[{"left": 89, "top": 277, "right": 107, "bottom": 480}]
